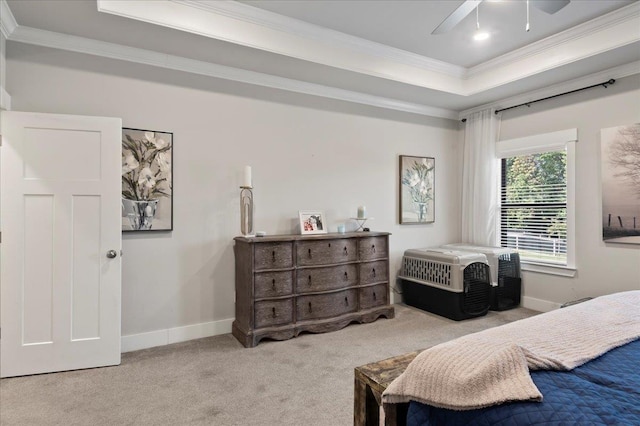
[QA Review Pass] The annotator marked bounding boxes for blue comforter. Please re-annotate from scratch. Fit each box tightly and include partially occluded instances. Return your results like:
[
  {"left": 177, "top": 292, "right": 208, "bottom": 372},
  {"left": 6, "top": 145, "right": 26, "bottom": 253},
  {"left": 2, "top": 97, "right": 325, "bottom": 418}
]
[{"left": 407, "top": 338, "right": 640, "bottom": 425}]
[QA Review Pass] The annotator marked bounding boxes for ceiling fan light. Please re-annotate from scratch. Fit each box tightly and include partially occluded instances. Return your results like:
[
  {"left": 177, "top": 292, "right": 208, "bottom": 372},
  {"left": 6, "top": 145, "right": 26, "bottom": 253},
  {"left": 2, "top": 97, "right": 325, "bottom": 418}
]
[{"left": 474, "top": 31, "right": 490, "bottom": 41}]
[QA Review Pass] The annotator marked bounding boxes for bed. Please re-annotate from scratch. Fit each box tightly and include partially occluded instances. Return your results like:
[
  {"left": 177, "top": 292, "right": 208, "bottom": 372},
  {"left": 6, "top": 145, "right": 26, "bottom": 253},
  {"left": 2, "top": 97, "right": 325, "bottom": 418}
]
[{"left": 380, "top": 291, "right": 640, "bottom": 425}]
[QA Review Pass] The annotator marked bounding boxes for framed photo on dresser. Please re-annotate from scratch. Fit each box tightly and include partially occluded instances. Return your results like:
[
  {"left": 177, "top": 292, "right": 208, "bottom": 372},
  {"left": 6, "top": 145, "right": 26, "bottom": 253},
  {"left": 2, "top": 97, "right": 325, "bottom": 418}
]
[{"left": 299, "top": 210, "right": 327, "bottom": 235}]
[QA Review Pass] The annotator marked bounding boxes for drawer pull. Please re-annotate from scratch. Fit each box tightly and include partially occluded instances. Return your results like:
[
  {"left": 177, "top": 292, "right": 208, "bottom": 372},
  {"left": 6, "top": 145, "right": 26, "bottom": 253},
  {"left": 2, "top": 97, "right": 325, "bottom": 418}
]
[
  {"left": 373, "top": 291, "right": 377, "bottom": 301},
  {"left": 345, "top": 297, "right": 349, "bottom": 306},
  {"left": 372, "top": 244, "right": 376, "bottom": 253},
  {"left": 344, "top": 271, "right": 348, "bottom": 280},
  {"left": 308, "top": 302, "right": 312, "bottom": 313},
  {"left": 308, "top": 248, "right": 312, "bottom": 258},
  {"left": 272, "top": 278, "right": 276, "bottom": 290},
  {"left": 272, "top": 251, "right": 276, "bottom": 262},
  {"left": 343, "top": 246, "right": 348, "bottom": 256},
  {"left": 328, "top": 242, "right": 331, "bottom": 247},
  {"left": 272, "top": 307, "right": 276, "bottom": 318},
  {"left": 372, "top": 268, "right": 376, "bottom": 277},
  {"left": 308, "top": 275, "right": 312, "bottom": 285}
]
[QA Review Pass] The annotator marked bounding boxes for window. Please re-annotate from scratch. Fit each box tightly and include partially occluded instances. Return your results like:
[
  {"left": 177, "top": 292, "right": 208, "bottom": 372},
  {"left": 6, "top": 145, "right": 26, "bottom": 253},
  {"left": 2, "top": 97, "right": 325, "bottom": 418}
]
[
  {"left": 496, "top": 129, "right": 576, "bottom": 275},
  {"left": 501, "top": 151, "right": 567, "bottom": 264}
]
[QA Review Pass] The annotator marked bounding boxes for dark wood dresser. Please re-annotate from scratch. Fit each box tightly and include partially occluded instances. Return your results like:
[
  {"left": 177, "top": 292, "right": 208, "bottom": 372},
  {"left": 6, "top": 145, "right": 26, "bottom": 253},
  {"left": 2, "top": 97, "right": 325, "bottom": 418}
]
[{"left": 233, "top": 232, "right": 394, "bottom": 347}]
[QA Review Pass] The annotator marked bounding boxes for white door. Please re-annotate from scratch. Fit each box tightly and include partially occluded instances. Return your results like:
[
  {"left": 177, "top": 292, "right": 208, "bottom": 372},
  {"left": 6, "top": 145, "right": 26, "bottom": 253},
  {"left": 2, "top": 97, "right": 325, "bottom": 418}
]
[{"left": 0, "top": 111, "right": 122, "bottom": 378}]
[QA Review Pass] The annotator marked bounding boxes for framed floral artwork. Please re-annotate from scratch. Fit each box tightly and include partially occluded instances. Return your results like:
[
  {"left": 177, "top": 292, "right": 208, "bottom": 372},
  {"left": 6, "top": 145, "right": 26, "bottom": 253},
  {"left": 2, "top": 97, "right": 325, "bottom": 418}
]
[
  {"left": 399, "top": 155, "right": 435, "bottom": 224},
  {"left": 299, "top": 210, "right": 327, "bottom": 235},
  {"left": 121, "top": 128, "right": 173, "bottom": 231}
]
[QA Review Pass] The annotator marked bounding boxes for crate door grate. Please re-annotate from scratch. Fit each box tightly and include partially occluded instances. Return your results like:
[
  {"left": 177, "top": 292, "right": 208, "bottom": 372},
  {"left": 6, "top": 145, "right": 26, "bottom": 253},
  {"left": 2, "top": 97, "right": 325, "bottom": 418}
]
[
  {"left": 463, "top": 262, "right": 491, "bottom": 315},
  {"left": 497, "top": 253, "right": 521, "bottom": 279}
]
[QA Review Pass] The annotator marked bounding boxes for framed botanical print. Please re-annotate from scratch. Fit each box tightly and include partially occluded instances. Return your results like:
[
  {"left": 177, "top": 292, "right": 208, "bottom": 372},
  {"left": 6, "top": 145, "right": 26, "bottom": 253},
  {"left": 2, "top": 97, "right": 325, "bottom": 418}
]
[
  {"left": 399, "top": 155, "right": 435, "bottom": 224},
  {"left": 121, "top": 128, "right": 173, "bottom": 231}
]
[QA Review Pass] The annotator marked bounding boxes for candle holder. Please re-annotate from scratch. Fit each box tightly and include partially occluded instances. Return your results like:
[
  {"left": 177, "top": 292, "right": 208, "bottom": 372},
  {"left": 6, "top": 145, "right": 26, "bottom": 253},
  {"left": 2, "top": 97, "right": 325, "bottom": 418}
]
[{"left": 240, "top": 186, "right": 254, "bottom": 237}]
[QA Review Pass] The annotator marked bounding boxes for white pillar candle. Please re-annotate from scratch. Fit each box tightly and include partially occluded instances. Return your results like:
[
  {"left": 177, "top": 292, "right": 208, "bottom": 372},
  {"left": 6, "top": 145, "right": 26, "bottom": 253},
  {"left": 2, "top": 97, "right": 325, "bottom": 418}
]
[
  {"left": 357, "top": 206, "right": 366, "bottom": 219},
  {"left": 243, "top": 166, "right": 252, "bottom": 188}
]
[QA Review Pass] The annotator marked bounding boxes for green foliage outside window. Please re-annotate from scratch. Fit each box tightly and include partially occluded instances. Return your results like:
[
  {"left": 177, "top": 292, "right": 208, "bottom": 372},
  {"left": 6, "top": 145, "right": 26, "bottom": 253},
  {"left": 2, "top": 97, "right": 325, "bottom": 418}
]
[{"left": 502, "top": 151, "right": 567, "bottom": 261}]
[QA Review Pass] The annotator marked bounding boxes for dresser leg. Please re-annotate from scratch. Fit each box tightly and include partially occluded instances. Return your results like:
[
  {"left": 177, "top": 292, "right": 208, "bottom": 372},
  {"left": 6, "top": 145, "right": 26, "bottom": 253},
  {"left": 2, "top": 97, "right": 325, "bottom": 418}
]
[{"left": 232, "top": 322, "right": 254, "bottom": 348}]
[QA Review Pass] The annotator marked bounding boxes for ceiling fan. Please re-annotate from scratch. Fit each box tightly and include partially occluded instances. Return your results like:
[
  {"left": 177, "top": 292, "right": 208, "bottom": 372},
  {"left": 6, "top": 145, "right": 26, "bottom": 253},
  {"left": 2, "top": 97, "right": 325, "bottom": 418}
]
[{"left": 431, "top": 0, "right": 571, "bottom": 35}]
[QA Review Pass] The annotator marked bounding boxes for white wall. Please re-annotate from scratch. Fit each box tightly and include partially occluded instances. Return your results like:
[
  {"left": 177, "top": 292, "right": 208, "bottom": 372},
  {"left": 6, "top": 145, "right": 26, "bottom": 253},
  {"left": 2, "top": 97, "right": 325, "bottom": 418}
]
[
  {"left": 5, "top": 43, "right": 461, "bottom": 348},
  {"left": 499, "top": 74, "right": 640, "bottom": 309}
]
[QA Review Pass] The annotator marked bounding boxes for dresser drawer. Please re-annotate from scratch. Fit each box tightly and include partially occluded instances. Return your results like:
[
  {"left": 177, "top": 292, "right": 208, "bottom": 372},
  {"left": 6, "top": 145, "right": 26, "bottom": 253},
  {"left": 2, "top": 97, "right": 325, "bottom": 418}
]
[
  {"left": 358, "top": 236, "right": 388, "bottom": 261},
  {"left": 296, "top": 289, "right": 357, "bottom": 321},
  {"left": 359, "top": 260, "right": 388, "bottom": 285},
  {"left": 359, "top": 284, "right": 388, "bottom": 310},
  {"left": 296, "top": 264, "right": 358, "bottom": 294},
  {"left": 296, "top": 239, "right": 357, "bottom": 266},
  {"left": 254, "top": 271, "right": 293, "bottom": 299},
  {"left": 254, "top": 242, "right": 293, "bottom": 270},
  {"left": 254, "top": 299, "right": 293, "bottom": 329}
]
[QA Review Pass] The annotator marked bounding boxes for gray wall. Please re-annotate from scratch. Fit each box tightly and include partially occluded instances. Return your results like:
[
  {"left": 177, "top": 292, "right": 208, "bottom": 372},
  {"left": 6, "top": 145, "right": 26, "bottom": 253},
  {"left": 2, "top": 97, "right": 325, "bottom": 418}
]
[
  {"left": 5, "top": 43, "right": 462, "bottom": 341},
  {"left": 499, "top": 74, "right": 640, "bottom": 308},
  {"left": 7, "top": 42, "right": 638, "bottom": 346}
]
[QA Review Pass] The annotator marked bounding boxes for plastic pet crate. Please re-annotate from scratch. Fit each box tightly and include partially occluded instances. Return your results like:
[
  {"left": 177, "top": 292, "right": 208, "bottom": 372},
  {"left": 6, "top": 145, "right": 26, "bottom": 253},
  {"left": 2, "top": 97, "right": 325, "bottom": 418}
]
[
  {"left": 442, "top": 243, "right": 522, "bottom": 311},
  {"left": 399, "top": 248, "right": 491, "bottom": 320}
]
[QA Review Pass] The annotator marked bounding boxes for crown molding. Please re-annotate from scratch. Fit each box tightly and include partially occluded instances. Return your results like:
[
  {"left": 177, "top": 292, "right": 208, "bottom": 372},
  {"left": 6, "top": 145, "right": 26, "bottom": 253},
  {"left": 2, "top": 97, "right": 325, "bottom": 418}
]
[
  {"left": 96, "top": 0, "right": 465, "bottom": 94},
  {"left": 463, "top": 3, "right": 640, "bottom": 94},
  {"left": 3, "top": 0, "right": 636, "bottom": 120},
  {"left": 96, "top": 0, "right": 640, "bottom": 97},
  {"left": 7, "top": 25, "right": 458, "bottom": 120},
  {"left": 459, "top": 61, "right": 640, "bottom": 119},
  {"left": 176, "top": 0, "right": 467, "bottom": 78},
  {"left": 0, "top": 0, "right": 17, "bottom": 39},
  {"left": 467, "top": 2, "right": 640, "bottom": 79}
]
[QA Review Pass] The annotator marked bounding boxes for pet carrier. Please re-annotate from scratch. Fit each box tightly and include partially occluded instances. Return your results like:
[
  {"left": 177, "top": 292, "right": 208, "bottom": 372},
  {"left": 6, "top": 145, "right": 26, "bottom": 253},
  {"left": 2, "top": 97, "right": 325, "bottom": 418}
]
[
  {"left": 441, "top": 243, "right": 521, "bottom": 311},
  {"left": 399, "top": 248, "right": 491, "bottom": 320}
]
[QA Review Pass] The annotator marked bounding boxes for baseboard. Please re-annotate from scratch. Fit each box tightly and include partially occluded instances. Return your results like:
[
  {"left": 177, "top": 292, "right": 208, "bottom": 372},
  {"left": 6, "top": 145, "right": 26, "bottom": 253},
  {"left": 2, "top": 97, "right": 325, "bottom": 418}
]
[
  {"left": 120, "top": 296, "right": 556, "bottom": 351},
  {"left": 521, "top": 296, "right": 561, "bottom": 312},
  {"left": 121, "top": 317, "right": 234, "bottom": 353}
]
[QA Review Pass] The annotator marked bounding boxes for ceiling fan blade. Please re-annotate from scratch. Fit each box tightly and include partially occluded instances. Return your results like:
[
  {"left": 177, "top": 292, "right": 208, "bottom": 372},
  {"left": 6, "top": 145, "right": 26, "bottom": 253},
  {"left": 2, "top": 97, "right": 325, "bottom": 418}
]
[
  {"left": 431, "top": 0, "right": 482, "bottom": 35},
  {"left": 533, "top": 0, "right": 570, "bottom": 14}
]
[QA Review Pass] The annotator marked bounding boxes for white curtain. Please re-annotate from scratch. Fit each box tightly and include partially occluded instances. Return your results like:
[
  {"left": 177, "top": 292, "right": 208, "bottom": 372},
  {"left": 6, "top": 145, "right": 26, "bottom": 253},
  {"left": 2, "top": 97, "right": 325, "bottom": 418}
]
[{"left": 461, "top": 109, "right": 501, "bottom": 246}]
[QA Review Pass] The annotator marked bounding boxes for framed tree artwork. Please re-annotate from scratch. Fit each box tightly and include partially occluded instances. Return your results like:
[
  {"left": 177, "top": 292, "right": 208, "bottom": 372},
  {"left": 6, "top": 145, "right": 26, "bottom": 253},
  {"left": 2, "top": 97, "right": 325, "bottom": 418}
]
[{"left": 601, "top": 123, "right": 640, "bottom": 244}]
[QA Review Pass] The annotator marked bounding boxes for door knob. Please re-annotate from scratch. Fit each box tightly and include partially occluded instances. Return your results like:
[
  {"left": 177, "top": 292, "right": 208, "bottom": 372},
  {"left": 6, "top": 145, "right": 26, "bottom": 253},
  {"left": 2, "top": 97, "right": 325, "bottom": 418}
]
[{"left": 106, "top": 250, "right": 118, "bottom": 259}]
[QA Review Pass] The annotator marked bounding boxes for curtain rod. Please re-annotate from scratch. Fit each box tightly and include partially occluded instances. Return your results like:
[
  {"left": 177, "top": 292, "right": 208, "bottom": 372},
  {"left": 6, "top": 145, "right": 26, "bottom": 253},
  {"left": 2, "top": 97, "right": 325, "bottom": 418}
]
[{"left": 461, "top": 78, "right": 615, "bottom": 122}]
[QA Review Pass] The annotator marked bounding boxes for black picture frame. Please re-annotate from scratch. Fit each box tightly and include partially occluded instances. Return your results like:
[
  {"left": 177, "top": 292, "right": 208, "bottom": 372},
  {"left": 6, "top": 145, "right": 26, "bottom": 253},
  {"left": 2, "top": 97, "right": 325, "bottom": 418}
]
[{"left": 121, "top": 127, "right": 173, "bottom": 232}]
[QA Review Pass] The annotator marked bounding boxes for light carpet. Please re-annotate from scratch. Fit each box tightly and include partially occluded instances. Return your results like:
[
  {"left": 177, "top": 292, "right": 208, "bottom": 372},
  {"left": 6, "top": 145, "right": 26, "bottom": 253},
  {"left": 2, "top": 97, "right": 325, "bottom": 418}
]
[{"left": 0, "top": 304, "right": 537, "bottom": 426}]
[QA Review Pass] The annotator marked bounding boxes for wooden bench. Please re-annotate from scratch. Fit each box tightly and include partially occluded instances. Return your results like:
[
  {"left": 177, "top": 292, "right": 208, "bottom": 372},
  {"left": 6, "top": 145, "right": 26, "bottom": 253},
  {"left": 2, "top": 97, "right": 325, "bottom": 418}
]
[{"left": 354, "top": 350, "right": 420, "bottom": 426}]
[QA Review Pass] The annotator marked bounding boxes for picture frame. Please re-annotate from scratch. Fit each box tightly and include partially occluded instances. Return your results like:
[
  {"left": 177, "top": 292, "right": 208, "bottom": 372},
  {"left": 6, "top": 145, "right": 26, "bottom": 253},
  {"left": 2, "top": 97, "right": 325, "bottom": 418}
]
[
  {"left": 299, "top": 210, "right": 327, "bottom": 235},
  {"left": 399, "top": 155, "right": 435, "bottom": 224},
  {"left": 121, "top": 127, "right": 173, "bottom": 232},
  {"left": 601, "top": 123, "right": 640, "bottom": 244}
]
